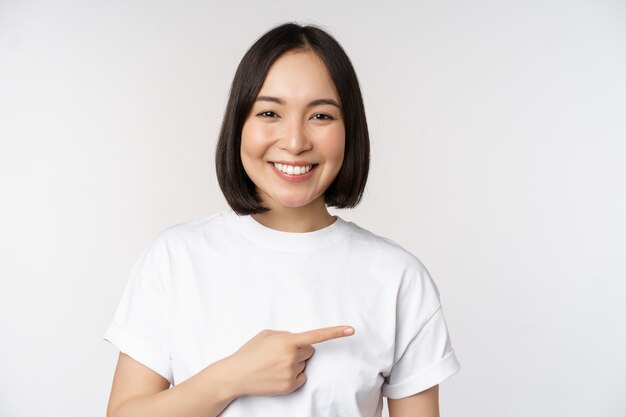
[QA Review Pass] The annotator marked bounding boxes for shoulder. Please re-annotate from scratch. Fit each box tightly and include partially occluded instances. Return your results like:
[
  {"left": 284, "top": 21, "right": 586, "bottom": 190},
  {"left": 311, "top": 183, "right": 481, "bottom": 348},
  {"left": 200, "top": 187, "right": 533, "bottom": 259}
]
[
  {"left": 343, "top": 220, "right": 440, "bottom": 300},
  {"left": 343, "top": 219, "right": 430, "bottom": 275},
  {"left": 143, "top": 209, "right": 233, "bottom": 256},
  {"left": 345, "top": 222, "right": 443, "bottom": 309},
  {"left": 153, "top": 209, "right": 231, "bottom": 243}
]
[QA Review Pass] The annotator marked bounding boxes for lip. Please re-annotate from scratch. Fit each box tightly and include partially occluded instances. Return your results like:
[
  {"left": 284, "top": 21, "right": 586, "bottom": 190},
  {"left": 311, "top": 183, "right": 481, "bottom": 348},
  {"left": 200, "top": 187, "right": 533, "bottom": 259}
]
[
  {"left": 268, "top": 162, "right": 318, "bottom": 182},
  {"left": 270, "top": 160, "right": 317, "bottom": 166}
]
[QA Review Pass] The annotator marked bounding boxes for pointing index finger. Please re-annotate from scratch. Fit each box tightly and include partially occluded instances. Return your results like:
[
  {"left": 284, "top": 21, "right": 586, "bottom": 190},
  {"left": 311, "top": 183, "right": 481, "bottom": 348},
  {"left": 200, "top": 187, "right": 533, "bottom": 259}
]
[{"left": 290, "top": 326, "right": 355, "bottom": 347}]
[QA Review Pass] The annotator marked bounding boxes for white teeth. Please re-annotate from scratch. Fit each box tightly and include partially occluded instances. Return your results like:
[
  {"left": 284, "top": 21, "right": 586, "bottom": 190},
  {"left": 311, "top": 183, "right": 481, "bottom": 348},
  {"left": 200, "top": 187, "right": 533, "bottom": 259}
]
[{"left": 273, "top": 163, "right": 313, "bottom": 175}]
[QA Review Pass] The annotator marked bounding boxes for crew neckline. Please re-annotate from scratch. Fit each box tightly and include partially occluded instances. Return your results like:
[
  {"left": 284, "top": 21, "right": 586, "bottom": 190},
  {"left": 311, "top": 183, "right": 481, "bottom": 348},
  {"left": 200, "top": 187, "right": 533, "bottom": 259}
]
[{"left": 227, "top": 208, "right": 349, "bottom": 251}]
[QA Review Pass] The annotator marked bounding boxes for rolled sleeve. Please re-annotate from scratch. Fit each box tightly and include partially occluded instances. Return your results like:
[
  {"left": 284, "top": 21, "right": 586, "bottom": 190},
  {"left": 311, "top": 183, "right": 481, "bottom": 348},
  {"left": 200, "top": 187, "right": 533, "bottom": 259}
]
[
  {"left": 382, "top": 260, "right": 461, "bottom": 399},
  {"left": 103, "top": 234, "right": 173, "bottom": 385},
  {"left": 382, "top": 307, "right": 461, "bottom": 399}
]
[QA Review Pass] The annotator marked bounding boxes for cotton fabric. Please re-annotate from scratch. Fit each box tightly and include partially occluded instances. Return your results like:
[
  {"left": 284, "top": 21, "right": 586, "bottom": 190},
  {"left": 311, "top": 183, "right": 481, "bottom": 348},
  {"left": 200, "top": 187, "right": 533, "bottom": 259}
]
[{"left": 103, "top": 208, "right": 461, "bottom": 416}]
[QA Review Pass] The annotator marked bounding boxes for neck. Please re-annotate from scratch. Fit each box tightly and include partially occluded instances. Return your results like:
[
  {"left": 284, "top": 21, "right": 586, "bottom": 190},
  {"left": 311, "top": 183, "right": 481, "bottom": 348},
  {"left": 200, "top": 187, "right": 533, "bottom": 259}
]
[{"left": 251, "top": 197, "right": 335, "bottom": 233}]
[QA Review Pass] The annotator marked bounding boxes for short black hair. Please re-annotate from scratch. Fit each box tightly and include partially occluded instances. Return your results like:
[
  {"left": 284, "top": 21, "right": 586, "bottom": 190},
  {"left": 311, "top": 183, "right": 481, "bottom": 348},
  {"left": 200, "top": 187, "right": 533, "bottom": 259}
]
[{"left": 215, "top": 22, "right": 370, "bottom": 215}]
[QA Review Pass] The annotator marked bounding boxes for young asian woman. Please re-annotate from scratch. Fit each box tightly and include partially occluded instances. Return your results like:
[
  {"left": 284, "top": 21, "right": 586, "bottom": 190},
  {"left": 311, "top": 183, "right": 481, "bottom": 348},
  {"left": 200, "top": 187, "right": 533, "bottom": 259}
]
[{"left": 104, "top": 22, "right": 460, "bottom": 417}]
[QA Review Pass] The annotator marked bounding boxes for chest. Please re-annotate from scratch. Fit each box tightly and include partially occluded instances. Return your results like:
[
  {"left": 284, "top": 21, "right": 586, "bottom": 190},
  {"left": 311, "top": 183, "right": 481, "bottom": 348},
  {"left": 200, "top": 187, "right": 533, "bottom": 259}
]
[{"left": 168, "top": 248, "right": 398, "bottom": 411}]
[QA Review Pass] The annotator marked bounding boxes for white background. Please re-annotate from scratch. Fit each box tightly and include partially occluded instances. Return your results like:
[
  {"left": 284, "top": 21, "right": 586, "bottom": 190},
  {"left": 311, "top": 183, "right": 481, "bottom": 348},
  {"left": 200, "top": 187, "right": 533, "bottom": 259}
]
[{"left": 1, "top": 1, "right": 625, "bottom": 416}]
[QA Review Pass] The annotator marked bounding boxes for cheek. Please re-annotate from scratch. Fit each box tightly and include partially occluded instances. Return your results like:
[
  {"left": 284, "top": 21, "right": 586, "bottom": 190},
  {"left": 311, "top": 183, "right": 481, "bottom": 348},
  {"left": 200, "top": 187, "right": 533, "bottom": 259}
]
[
  {"left": 241, "top": 121, "right": 272, "bottom": 159},
  {"left": 318, "top": 125, "right": 346, "bottom": 163}
]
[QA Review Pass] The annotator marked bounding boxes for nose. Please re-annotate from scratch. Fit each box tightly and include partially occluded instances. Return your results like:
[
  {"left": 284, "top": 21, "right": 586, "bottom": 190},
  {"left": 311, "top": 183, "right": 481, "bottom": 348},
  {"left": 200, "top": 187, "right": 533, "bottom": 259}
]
[{"left": 280, "top": 118, "right": 312, "bottom": 155}]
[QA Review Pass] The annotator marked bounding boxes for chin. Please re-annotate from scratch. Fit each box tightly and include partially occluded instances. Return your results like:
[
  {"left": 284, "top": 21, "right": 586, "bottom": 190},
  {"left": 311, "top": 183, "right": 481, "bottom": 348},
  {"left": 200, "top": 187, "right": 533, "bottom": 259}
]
[
  {"left": 277, "top": 201, "right": 312, "bottom": 209},
  {"left": 267, "top": 191, "right": 323, "bottom": 210},
  {"left": 273, "top": 197, "right": 315, "bottom": 209}
]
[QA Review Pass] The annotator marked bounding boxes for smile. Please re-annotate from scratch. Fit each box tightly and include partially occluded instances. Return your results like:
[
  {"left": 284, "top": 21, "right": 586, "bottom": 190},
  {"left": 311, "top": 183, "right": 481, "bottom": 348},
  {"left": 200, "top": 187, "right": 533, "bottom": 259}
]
[
  {"left": 268, "top": 162, "right": 319, "bottom": 182},
  {"left": 272, "top": 162, "right": 314, "bottom": 175}
]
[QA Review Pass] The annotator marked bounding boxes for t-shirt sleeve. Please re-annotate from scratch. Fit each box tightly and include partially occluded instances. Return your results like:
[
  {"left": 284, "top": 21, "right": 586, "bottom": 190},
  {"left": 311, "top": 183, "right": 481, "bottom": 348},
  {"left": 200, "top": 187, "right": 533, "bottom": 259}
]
[
  {"left": 381, "top": 259, "right": 461, "bottom": 399},
  {"left": 102, "top": 233, "right": 174, "bottom": 385}
]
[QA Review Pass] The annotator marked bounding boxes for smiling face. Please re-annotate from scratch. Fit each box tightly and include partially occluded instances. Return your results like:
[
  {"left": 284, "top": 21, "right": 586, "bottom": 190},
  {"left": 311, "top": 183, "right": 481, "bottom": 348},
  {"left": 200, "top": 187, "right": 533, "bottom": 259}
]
[{"left": 240, "top": 49, "right": 346, "bottom": 213}]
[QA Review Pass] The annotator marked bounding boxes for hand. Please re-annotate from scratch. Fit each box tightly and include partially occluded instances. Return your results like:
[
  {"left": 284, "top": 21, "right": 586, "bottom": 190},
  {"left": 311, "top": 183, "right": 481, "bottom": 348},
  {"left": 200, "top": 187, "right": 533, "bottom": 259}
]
[{"left": 225, "top": 326, "right": 355, "bottom": 397}]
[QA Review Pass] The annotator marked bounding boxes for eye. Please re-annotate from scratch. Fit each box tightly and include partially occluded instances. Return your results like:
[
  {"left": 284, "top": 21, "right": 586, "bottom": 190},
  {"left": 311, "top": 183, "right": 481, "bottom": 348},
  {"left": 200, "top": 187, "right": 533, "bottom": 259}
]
[
  {"left": 257, "top": 111, "right": 279, "bottom": 118},
  {"left": 312, "top": 113, "right": 334, "bottom": 121}
]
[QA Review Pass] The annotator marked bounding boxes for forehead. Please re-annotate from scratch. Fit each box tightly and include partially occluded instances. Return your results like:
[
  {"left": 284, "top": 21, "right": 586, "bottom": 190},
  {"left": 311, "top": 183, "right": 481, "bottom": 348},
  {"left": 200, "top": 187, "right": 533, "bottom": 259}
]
[{"left": 257, "top": 50, "right": 340, "bottom": 103}]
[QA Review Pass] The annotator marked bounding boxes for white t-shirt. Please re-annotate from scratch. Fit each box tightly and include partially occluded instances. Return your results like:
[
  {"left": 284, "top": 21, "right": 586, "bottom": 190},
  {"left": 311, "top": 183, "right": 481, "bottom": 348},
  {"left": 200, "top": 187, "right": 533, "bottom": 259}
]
[{"left": 103, "top": 208, "right": 461, "bottom": 416}]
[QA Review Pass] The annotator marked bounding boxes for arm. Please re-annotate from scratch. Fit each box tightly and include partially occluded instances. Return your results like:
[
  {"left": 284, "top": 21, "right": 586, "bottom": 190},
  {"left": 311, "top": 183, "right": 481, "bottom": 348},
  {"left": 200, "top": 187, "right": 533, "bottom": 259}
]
[
  {"left": 107, "top": 352, "right": 242, "bottom": 417},
  {"left": 387, "top": 384, "right": 439, "bottom": 417}
]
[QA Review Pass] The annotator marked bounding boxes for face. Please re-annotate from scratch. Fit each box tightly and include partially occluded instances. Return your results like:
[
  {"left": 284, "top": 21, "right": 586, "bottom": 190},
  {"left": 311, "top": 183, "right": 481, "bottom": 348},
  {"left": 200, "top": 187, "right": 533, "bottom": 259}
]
[{"left": 240, "top": 49, "right": 345, "bottom": 212}]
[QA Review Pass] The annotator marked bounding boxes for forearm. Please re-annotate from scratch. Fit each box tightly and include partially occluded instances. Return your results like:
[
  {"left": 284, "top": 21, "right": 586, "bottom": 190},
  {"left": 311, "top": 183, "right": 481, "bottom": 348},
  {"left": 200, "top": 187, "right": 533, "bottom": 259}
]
[{"left": 112, "top": 356, "right": 242, "bottom": 417}]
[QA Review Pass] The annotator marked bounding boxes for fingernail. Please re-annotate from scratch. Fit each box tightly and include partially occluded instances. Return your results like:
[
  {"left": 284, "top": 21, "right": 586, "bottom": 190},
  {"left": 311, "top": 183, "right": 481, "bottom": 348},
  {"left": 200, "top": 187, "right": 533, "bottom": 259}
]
[{"left": 344, "top": 327, "right": 354, "bottom": 335}]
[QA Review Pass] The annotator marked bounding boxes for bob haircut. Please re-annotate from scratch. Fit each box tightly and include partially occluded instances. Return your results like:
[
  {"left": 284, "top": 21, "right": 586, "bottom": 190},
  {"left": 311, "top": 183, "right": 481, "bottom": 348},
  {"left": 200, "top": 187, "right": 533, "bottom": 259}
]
[{"left": 215, "top": 22, "right": 370, "bottom": 215}]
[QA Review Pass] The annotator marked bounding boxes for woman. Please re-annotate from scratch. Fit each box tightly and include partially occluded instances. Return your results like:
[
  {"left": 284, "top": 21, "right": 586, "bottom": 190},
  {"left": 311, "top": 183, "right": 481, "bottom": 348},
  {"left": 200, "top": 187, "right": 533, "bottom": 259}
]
[{"left": 104, "top": 22, "right": 461, "bottom": 417}]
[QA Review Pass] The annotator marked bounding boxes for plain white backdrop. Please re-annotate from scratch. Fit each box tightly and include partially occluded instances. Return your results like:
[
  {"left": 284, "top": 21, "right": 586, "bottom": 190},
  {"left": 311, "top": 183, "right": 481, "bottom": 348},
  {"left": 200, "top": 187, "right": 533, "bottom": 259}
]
[{"left": 1, "top": 1, "right": 625, "bottom": 416}]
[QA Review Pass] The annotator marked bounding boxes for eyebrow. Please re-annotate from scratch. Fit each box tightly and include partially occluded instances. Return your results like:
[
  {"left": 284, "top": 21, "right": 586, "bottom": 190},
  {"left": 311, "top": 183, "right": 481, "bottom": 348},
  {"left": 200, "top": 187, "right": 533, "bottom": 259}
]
[{"left": 255, "top": 95, "right": 342, "bottom": 109}]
